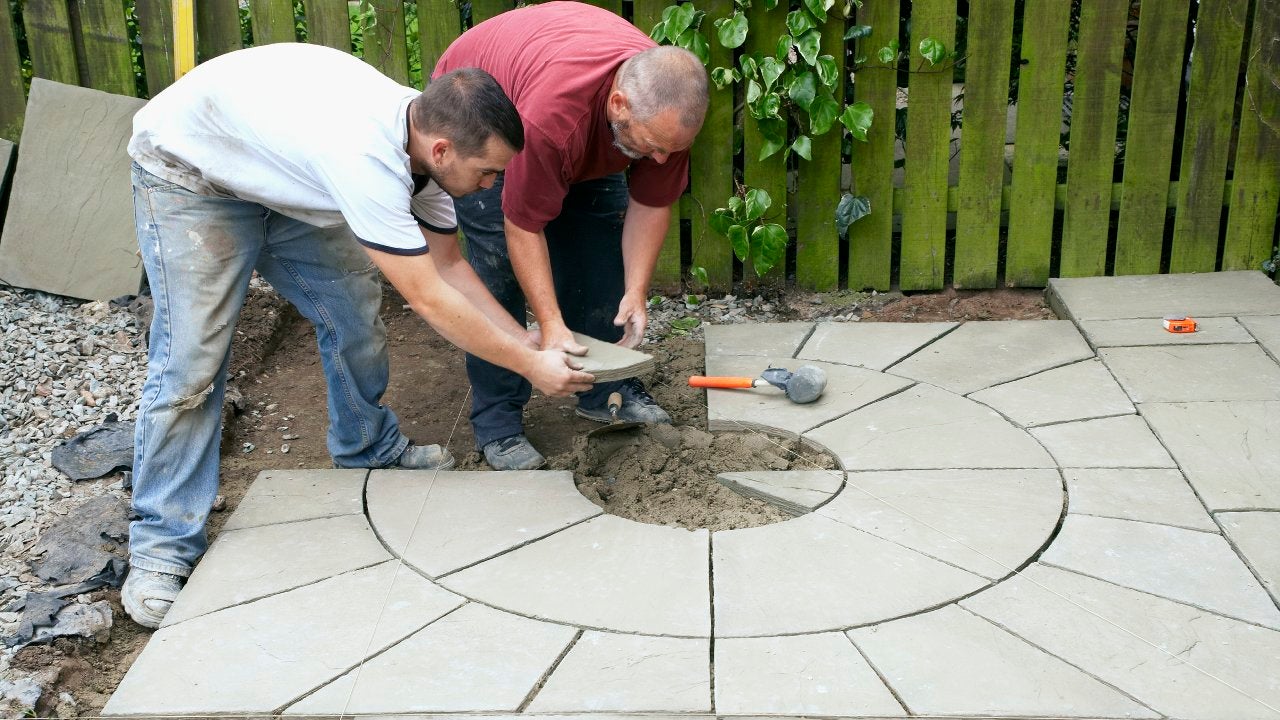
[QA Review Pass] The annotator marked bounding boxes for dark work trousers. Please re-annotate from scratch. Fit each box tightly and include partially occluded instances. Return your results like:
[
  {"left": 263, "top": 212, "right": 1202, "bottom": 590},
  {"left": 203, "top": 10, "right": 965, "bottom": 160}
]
[{"left": 455, "top": 172, "right": 629, "bottom": 449}]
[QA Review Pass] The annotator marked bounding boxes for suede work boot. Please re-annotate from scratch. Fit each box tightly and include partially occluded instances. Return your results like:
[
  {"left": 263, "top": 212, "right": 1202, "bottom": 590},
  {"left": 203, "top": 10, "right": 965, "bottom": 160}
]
[
  {"left": 482, "top": 434, "right": 546, "bottom": 471},
  {"left": 122, "top": 567, "right": 184, "bottom": 629},
  {"left": 396, "top": 443, "right": 456, "bottom": 470},
  {"left": 577, "top": 377, "right": 672, "bottom": 425}
]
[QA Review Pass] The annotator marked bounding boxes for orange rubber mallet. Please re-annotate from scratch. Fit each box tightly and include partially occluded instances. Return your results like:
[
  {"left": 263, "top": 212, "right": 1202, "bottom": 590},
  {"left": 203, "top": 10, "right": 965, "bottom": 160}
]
[{"left": 688, "top": 365, "right": 827, "bottom": 404}]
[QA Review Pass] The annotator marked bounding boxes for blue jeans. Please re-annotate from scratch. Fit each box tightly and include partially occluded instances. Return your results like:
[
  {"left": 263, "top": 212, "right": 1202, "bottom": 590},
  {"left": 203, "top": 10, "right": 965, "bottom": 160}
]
[
  {"left": 128, "top": 163, "right": 409, "bottom": 577},
  {"left": 454, "top": 172, "right": 628, "bottom": 449}
]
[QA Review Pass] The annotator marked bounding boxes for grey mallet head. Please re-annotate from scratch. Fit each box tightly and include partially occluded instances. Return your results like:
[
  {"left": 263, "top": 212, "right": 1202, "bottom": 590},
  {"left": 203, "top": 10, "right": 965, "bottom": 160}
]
[{"left": 760, "top": 365, "right": 827, "bottom": 404}]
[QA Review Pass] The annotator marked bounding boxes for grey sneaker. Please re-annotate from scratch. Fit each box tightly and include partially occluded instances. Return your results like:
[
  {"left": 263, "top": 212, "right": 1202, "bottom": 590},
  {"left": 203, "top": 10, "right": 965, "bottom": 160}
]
[
  {"left": 396, "top": 443, "right": 456, "bottom": 470},
  {"left": 577, "top": 378, "right": 672, "bottom": 424},
  {"left": 122, "top": 567, "right": 183, "bottom": 629},
  {"left": 482, "top": 434, "right": 546, "bottom": 470}
]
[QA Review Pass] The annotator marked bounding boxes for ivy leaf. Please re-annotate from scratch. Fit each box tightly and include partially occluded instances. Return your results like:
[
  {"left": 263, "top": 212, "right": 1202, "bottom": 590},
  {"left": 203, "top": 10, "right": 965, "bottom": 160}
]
[
  {"left": 919, "top": 37, "right": 946, "bottom": 66},
  {"left": 816, "top": 55, "right": 839, "bottom": 90},
  {"left": 877, "top": 39, "right": 899, "bottom": 65},
  {"left": 759, "top": 56, "right": 785, "bottom": 90},
  {"left": 802, "top": 0, "right": 828, "bottom": 23},
  {"left": 739, "top": 54, "right": 758, "bottom": 78},
  {"left": 669, "top": 3, "right": 698, "bottom": 37},
  {"left": 785, "top": 10, "right": 813, "bottom": 38},
  {"left": 745, "top": 187, "right": 772, "bottom": 221},
  {"left": 840, "top": 101, "right": 874, "bottom": 141},
  {"left": 809, "top": 90, "right": 841, "bottom": 135},
  {"left": 761, "top": 0, "right": 779, "bottom": 10},
  {"left": 718, "top": 11, "right": 748, "bottom": 48},
  {"left": 709, "top": 208, "right": 735, "bottom": 236},
  {"left": 775, "top": 35, "right": 793, "bottom": 63},
  {"left": 727, "top": 195, "right": 745, "bottom": 217},
  {"left": 790, "top": 134, "right": 813, "bottom": 160},
  {"left": 689, "top": 30, "right": 710, "bottom": 64},
  {"left": 844, "top": 24, "right": 872, "bottom": 40},
  {"left": 751, "top": 224, "right": 788, "bottom": 276},
  {"left": 690, "top": 265, "right": 710, "bottom": 286},
  {"left": 759, "top": 135, "right": 786, "bottom": 160},
  {"left": 796, "top": 29, "right": 822, "bottom": 66},
  {"left": 757, "top": 117, "right": 787, "bottom": 159},
  {"left": 710, "top": 66, "right": 738, "bottom": 90},
  {"left": 761, "top": 91, "right": 782, "bottom": 118},
  {"left": 648, "top": 21, "right": 667, "bottom": 42},
  {"left": 746, "top": 79, "right": 763, "bottom": 105},
  {"left": 835, "top": 193, "right": 872, "bottom": 239},
  {"left": 727, "top": 224, "right": 750, "bottom": 262},
  {"left": 788, "top": 70, "right": 818, "bottom": 112}
]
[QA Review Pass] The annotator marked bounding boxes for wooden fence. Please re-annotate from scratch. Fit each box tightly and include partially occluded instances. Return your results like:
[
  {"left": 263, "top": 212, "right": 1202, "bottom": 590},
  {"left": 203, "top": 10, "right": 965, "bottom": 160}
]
[{"left": 1, "top": 0, "right": 1277, "bottom": 292}]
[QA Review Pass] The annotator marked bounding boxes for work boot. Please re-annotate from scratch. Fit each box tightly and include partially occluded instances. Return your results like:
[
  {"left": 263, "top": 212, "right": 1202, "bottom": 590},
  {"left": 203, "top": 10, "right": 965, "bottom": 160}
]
[
  {"left": 396, "top": 443, "right": 456, "bottom": 470},
  {"left": 482, "top": 434, "right": 546, "bottom": 470},
  {"left": 577, "top": 377, "right": 672, "bottom": 424},
  {"left": 122, "top": 567, "right": 183, "bottom": 629}
]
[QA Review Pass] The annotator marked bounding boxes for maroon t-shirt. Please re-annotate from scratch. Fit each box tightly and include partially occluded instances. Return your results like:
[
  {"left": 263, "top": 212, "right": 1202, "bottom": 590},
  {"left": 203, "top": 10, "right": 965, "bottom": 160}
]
[{"left": 432, "top": 1, "right": 691, "bottom": 234}]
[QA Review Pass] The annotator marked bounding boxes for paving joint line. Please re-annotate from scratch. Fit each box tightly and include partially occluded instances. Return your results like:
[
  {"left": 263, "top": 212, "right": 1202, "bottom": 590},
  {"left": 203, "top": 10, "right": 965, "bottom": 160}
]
[
  {"left": 516, "top": 627, "right": 583, "bottom": 712},
  {"left": 878, "top": 320, "right": 964, "bottom": 373},
  {"left": 844, "top": 631, "right": 912, "bottom": 716}
]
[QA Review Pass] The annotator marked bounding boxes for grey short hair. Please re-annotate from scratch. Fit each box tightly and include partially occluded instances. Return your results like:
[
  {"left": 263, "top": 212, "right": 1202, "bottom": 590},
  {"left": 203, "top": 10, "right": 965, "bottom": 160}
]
[{"left": 615, "top": 46, "right": 709, "bottom": 129}]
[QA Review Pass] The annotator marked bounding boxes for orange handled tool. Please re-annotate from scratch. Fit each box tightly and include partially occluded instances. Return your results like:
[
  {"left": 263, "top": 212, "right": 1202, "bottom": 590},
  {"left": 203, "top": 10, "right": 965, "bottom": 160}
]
[
  {"left": 688, "top": 376, "right": 762, "bottom": 390},
  {"left": 688, "top": 365, "right": 827, "bottom": 404}
]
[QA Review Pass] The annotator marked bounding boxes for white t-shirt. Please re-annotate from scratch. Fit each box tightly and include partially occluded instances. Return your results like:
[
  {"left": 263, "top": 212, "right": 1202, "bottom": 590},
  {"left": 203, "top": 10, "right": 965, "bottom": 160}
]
[{"left": 129, "top": 43, "right": 455, "bottom": 255}]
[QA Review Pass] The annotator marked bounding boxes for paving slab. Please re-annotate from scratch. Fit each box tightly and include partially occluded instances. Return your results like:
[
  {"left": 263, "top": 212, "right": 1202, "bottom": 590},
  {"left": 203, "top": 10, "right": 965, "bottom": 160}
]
[
  {"left": 849, "top": 604, "right": 1157, "bottom": 717},
  {"left": 0, "top": 79, "right": 146, "bottom": 300},
  {"left": 968, "top": 358, "right": 1135, "bottom": 427},
  {"left": 284, "top": 603, "right": 576, "bottom": 715},
  {"left": 714, "top": 633, "right": 903, "bottom": 716},
  {"left": 1218, "top": 512, "right": 1280, "bottom": 605},
  {"left": 1141, "top": 401, "right": 1280, "bottom": 510},
  {"left": 1048, "top": 271, "right": 1280, "bottom": 321},
  {"left": 716, "top": 470, "right": 843, "bottom": 515},
  {"left": 572, "top": 332, "right": 654, "bottom": 382},
  {"left": 805, "top": 384, "right": 1055, "bottom": 470},
  {"left": 527, "top": 632, "right": 710, "bottom": 712},
  {"left": 163, "top": 514, "right": 390, "bottom": 626},
  {"left": 440, "top": 515, "right": 710, "bottom": 636},
  {"left": 820, "top": 469, "right": 1063, "bottom": 580},
  {"left": 703, "top": 356, "right": 911, "bottom": 438},
  {"left": 796, "top": 321, "right": 957, "bottom": 371},
  {"left": 1029, "top": 414, "right": 1176, "bottom": 468},
  {"left": 1041, "top": 514, "right": 1280, "bottom": 629},
  {"left": 1064, "top": 468, "right": 1216, "bottom": 532},
  {"left": 367, "top": 470, "right": 601, "bottom": 577},
  {"left": 1080, "top": 316, "right": 1255, "bottom": 347},
  {"left": 1240, "top": 315, "right": 1280, "bottom": 362},
  {"left": 704, "top": 322, "right": 814, "bottom": 358},
  {"left": 222, "top": 468, "right": 366, "bottom": 531},
  {"left": 1099, "top": 344, "right": 1280, "bottom": 402},
  {"left": 886, "top": 320, "right": 1094, "bottom": 395},
  {"left": 962, "top": 564, "right": 1280, "bottom": 720},
  {"left": 712, "top": 513, "right": 987, "bottom": 636},
  {"left": 103, "top": 562, "right": 463, "bottom": 716}
]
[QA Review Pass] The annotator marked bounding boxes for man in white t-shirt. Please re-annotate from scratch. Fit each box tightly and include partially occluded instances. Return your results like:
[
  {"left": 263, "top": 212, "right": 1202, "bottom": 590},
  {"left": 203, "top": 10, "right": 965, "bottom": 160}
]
[{"left": 122, "top": 43, "right": 594, "bottom": 629}]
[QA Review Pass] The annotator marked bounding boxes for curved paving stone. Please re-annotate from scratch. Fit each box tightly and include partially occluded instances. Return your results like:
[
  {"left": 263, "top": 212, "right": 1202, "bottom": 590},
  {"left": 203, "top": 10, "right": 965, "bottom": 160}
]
[
  {"left": 1240, "top": 315, "right": 1280, "bottom": 361},
  {"left": 714, "top": 633, "right": 902, "bottom": 716},
  {"left": 712, "top": 513, "right": 987, "bottom": 636},
  {"left": 367, "top": 470, "right": 601, "bottom": 577},
  {"left": 806, "top": 384, "right": 1055, "bottom": 470},
  {"left": 527, "top": 631, "right": 710, "bottom": 712},
  {"left": 796, "top": 321, "right": 957, "bottom": 371},
  {"left": 439, "top": 515, "right": 710, "bottom": 636},
  {"left": 705, "top": 322, "right": 814, "bottom": 358},
  {"left": 968, "top": 359, "right": 1135, "bottom": 428},
  {"left": 819, "top": 469, "right": 1063, "bottom": 580},
  {"left": 1100, "top": 345, "right": 1280, "bottom": 402},
  {"left": 717, "top": 470, "right": 844, "bottom": 515},
  {"left": 1029, "top": 415, "right": 1175, "bottom": 468},
  {"left": 223, "top": 468, "right": 366, "bottom": 531},
  {"left": 1041, "top": 515, "right": 1280, "bottom": 629},
  {"left": 1064, "top": 469, "right": 1216, "bottom": 532},
  {"left": 886, "top": 320, "right": 1094, "bottom": 395},
  {"left": 1081, "top": 316, "right": 1255, "bottom": 347},
  {"left": 849, "top": 604, "right": 1157, "bottom": 717},
  {"left": 1219, "top": 512, "right": 1280, "bottom": 604}
]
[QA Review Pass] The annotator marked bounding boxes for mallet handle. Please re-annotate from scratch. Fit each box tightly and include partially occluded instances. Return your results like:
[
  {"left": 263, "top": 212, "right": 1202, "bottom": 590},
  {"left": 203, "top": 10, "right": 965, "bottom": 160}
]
[{"left": 688, "top": 375, "right": 757, "bottom": 389}]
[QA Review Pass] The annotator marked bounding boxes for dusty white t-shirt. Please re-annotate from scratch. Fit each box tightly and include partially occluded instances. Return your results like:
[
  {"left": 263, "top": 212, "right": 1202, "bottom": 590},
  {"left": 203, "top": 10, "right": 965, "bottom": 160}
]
[{"left": 129, "top": 42, "right": 455, "bottom": 255}]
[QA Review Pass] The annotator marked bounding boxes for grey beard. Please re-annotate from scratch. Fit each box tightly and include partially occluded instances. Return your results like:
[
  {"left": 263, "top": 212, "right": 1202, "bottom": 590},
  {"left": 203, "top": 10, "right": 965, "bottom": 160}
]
[{"left": 610, "top": 121, "right": 645, "bottom": 160}]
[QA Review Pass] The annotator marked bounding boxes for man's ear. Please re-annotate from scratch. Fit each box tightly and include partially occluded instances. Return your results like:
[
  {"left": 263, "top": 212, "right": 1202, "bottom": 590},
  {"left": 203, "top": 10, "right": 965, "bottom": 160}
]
[
  {"left": 429, "top": 137, "right": 452, "bottom": 165},
  {"left": 607, "top": 90, "right": 631, "bottom": 122}
]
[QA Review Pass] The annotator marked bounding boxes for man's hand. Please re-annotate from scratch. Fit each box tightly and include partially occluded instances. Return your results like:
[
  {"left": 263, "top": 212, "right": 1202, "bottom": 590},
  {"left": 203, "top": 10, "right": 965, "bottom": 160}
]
[
  {"left": 527, "top": 349, "right": 595, "bottom": 396},
  {"left": 613, "top": 293, "right": 649, "bottom": 349},
  {"left": 539, "top": 319, "right": 589, "bottom": 355}
]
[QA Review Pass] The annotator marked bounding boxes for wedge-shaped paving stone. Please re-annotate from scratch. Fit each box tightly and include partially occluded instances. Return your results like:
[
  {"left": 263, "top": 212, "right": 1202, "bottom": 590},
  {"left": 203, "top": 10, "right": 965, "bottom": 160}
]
[
  {"left": 103, "top": 562, "right": 463, "bottom": 716},
  {"left": 223, "top": 468, "right": 366, "bottom": 531},
  {"left": 887, "top": 320, "right": 1093, "bottom": 395},
  {"left": 704, "top": 356, "right": 911, "bottom": 438},
  {"left": 368, "top": 470, "right": 601, "bottom": 577},
  {"left": 441, "top": 515, "right": 709, "bottom": 636},
  {"left": 284, "top": 603, "right": 575, "bottom": 715},
  {"left": 163, "top": 514, "right": 390, "bottom": 626},
  {"left": 528, "top": 632, "right": 710, "bottom": 712},
  {"left": 1065, "top": 469, "right": 1216, "bottom": 531},
  {"left": 969, "top": 359, "right": 1135, "bottom": 427},
  {"left": 806, "top": 384, "right": 1054, "bottom": 470},
  {"left": 1240, "top": 315, "right": 1280, "bottom": 362},
  {"left": 1218, "top": 512, "right": 1280, "bottom": 605},
  {"left": 1048, "top": 271, "right": 1280, "bottom": 321},
  {"left": 1099, "top": 345, "right": 1280, "bottom": 402},
  {"left": 1081, "top": 316, "right": 1255, "bottom": 347},
  {"left": 713, "top": 513, "right": 987, "bottom": 636},
  {"left": 572, "top": 332, "right": 655, "bottom": 382},
  {"left": 1029, "top": 415, "right": 1175, "bottom": 468},
  {"left": 1041, "top": 515, "right": 1280, "bottom": 629},
  {"left": 849, "top": 604, "right": 1157, "bottom": 717},
  {"left": 797, "top": 321, "right": 957, "bottom": 371},
  {"left": 963, "top": 564, "right": 1280, "bottom": 720},
  {"left": 820, "top": 469, "right": 1062, "bottom": 580},
  {"left": 1141, "top": 401, "right": 1280, "bottom": 510},
  {"left": 717, "top": 470, "right": 844, "bottom": 515},
  {"left": 715, "top": 633, "right": 902, "bottom": 715},
  {"left": 705, "top": 322, "right": 813, "bottom": 358}
]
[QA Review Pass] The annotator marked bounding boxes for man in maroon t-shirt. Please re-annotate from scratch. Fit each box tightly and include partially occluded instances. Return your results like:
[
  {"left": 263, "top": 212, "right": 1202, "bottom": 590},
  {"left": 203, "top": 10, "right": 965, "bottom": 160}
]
[{"left": 433, "top": 1, "right": 708, "bottom": 470}]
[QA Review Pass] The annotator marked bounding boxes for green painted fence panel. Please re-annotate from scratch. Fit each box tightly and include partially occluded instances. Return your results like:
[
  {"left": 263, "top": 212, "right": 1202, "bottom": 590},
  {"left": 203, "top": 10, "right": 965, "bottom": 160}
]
[
  {"left": 135, "top": 0, "right": 175, "bottom": 95},
  {"left": 1004, "top": 0, "right": 1070, "bottom": 286},
  {"left": 0, "top": 3, "right": 24, "bottom": 141},
  {"left": 1113, "top": 0, "right": 1188, "bottom": 275},
  {"left": 471, "top": 0, "right": 512, "bottom": 26},
  {"left": 847, "top": 0, "right": 898, "bottom": 291},
  {"left": 742, "top": 1, "right": 787, "bottom": 286},
  {"left": 795, "top": 9, "right": 845, "bottom": 291},
  {"left": 303, "top": 0, "right": 352, "bottom": 52},
  {"left": 418, "top": 0, "right": 460, "bottom": 79},
  {"left": 581, "top": 0, "right": 624, "bottom": 16},
  {"left": 248, "top": 0, "right": 297, "bottom": 45},
  {"left": 76, "top": 0, "right": 136, "bottom": 95},
  {"left": 634, "top": 0, "right": 684, "bottom": 288},
  {"left": 1222, "top": 0, "right": 1279, "bottom": 271},
  {"left": 899, "top": 0, "right": 955, "bottom": 290},
  {"left": 361, "top": 0, "right": 409, "bottom": 85},
  {"left": 953, "top": 0, "right": 1013, "bottom": 289},
  {"left": 1059, "top": 0, "right": 1127, "bottom": 278},
  {"left": 1170, "top": 0, "right": 1249, "bottom": 273},
  {"left": 24, "top": 0, "right": 79, "bottom": 85},
  {"left": 196, "top": 0, "right": 243, "bottom": 61}
]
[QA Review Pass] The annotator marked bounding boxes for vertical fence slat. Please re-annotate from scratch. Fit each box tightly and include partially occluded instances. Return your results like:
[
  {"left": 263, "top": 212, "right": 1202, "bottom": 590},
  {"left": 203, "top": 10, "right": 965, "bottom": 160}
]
[
  {"left": 196, "top": 0, "right": 243, "bottom": 61},
  {"left": 24, "top": 0, "right": 79, "bottom": 85},
  {"left": 471, "top": 0, "right": 511, "bottom": 26},
  {"left": 418, "top": 0, "right": 460, "bottom": 79},
  {"left": 899, "top": 0, "right": 955, "bottom": 290},
  {"left": 1004, "top": 0, "right": 1070, "bottom": 286},
  {"left": 1113, "top": 0, "right": 1188, "bottom": 275},
  {"left": 1059, "top": 0, "right": 1127, "bottom": 278},
  {"left": 1170, "top": 0, "right": 1250, "bottom": 272},
  {"left": 794, "top": 11, "right": 844, "bottom": 291},
  {"left": 1223, "top": 0, "right": 1280, "bottom": 271},
  {"left": 303, "top": 0, "right": 352, "bottom": 52},
  {"left": 135, "top": 0, "right": 174, "bottom": 95},
  {"left": 248, "top": 0, "right": 297, "bottom": 45},
  {"left": 953, "top": 0, "right": 1014, "bottom": 288},
  {"left": 361, "top": 0, "right": 409, "bottom": 84},
  {"left": 847, "top": 1, "right": 897, "bottom": 291},
  {"left": 0, "top": 2, "right": 24, "bottom": 140},
  {"left": 581, "top": 0, "right": 624, "bottom": 16},
  {"left": 743, "top": 1, "right": 787, "bottom": 286},
  {"left": 76, "top": 0, "right": 136, "bottom": 95},
  {"left": 633, "top": 0, "right": 682, "bottom": 288}
]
